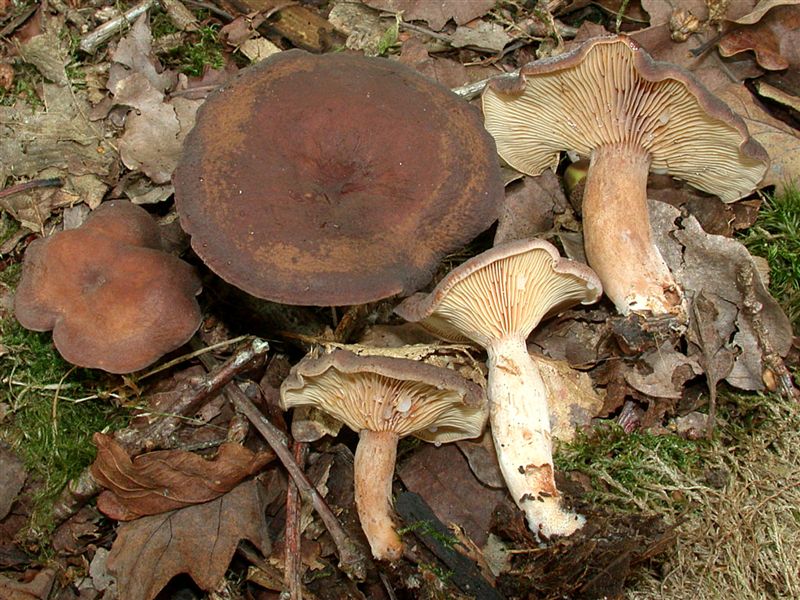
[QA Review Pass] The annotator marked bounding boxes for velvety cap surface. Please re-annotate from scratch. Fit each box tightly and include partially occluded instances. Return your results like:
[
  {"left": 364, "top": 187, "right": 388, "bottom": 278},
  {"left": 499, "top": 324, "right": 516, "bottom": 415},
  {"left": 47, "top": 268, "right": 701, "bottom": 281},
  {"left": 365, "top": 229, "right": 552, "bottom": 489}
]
[{"left": 175, "top": 50, "right": 504, "bottom": 306}]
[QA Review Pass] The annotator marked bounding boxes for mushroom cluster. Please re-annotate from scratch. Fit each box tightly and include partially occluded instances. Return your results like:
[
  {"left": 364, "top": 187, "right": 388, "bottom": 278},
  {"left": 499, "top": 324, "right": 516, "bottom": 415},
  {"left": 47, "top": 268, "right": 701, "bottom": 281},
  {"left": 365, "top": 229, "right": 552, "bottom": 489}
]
[
  {"left": 14, "top": 201, "right": 202, "bottom": 374},
  {"left": 482, "top": 35, "right": 768, "bottom": 322}
]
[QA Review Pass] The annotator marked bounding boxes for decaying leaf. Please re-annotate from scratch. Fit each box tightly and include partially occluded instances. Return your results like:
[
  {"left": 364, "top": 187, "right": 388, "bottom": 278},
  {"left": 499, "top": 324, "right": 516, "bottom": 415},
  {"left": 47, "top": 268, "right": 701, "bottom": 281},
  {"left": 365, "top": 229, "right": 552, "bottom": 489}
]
[
  {"left": 105, "top": 14, "right": 201, "bottom": 185},
  {"left": 718, "top": 5, "right": 800, "bottom": 69},
  {"left": 450, "top": 21, "right": 511, "bottom": 52},
  {"left": 398, "top": 443, "right": 507, "bottom": 546},
  {"left": 533, "top": 354, "right": 604, "bottom": 442},
  {"left": 729, "top": 0, "right": 800, "bottom": 24},
  {"left": 624, "top": 342, "right": 703, "bottom": 399},
  {"left": 0, "top": 84, "right": 116, "bottom": 184},
  {"left": 494, "top": 170, "right": 570, "bottom": 245},
  {"left": 363, "top": 0, "right": 495, "bottom": 31},
  {"left": 91, "top": 433, "right": 273, "bottom": 520},
  {"left": 651, "top": 201, "right": 793, "bottom": 390},
  {"left": 0, "top": 569, "right": 56, "bottom": 600},
  {"left": 107, "top": 479, "right": 270, "bottom": 600},
  {"left": 17, "top": 17, "right": 69, "bottom": 85},
  {"left": 328, "top": 1, "right": 386, "bottom": 56},
  {"left": 0, "top": 446, "right": 25, "bottom": 521},
  {"left": 109, "top": 13, "right": 176, "bottom": 93}
]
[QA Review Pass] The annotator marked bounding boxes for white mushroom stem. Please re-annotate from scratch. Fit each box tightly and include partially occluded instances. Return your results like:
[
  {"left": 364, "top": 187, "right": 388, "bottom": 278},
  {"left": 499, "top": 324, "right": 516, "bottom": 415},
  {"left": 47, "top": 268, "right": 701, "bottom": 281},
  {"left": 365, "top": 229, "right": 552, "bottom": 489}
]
[
  {"left": 583, "top": 144, "right": 685, "bottom": 319},
  {"left": 487, "top": 335, "right": 585, "bottom": 538},
  {"left": 354, "top": 429, "right": 403, "bottom": 561}
]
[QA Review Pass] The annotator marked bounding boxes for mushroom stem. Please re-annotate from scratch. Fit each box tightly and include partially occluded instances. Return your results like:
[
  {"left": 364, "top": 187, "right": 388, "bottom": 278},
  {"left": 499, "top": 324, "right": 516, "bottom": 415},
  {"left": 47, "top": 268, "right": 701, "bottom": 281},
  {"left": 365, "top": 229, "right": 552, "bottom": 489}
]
[
  {"left": 582, "top": 144, "right": 685, "bottom": 320},
  {"left": 487, "top": 335, "right": 585, "bottom": 538},
  {"left": 354, "top": 429, "right": 403, "bottom": 561}
]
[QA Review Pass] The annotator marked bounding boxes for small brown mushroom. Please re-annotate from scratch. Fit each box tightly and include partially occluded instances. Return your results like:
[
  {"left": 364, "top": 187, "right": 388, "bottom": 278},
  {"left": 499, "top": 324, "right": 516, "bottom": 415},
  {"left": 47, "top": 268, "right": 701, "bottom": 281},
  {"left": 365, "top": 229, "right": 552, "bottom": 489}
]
[
  {"left": 14, "top": 201, "right": 202, "bottom": 374},
  {"left": 482, "top": 35, "right": 768, "bottom": 322},
  {"left": 280, "top": 349, "right": 487, "bottom": 560},
  {"left": 395, "top": 239, "right": 601, "bottom": 538},
  {"left": 174, "top": 49, "right": 503, "bottom": 306}
]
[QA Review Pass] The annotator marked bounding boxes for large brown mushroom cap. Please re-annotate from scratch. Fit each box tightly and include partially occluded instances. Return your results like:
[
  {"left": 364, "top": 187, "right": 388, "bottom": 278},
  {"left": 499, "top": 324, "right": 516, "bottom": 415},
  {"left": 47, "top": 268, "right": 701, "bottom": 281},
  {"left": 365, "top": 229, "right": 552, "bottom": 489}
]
[
  {"left": 280, "top": 348, "right": 487, "bottom": 443},
  {"left": 14, "top": 201, "right": 202, "bottom": 374},
  {"left": 174, "top": 50, "right": 504, "bottom": 306},
  {"left": 482, "top": 35, "right": 768, "bottom": 201},
  {"left": 394, "top": 239, "right": 601, "bottom": 348}
]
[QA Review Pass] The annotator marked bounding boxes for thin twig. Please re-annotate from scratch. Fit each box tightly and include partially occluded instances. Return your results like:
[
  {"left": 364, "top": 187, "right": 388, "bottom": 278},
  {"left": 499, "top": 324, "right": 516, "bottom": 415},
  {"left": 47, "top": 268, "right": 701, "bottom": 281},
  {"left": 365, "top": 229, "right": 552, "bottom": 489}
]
[
  {"left": 188, "top": 337, "right": 369, "bottom": 581},
  {"left": 0, "top": 178, "right": 62, "bottom": 200},
  {"left": 285, "top": 441, "right": 307, "bottom": 599},
  {"left": 450, "top": 71, "right": 519, "bottom": 100},
  {"left": 736, "top": 262, "right": 799, "bottom": 401},
  {"left": 78, "top": 0, "right": 158, "bottom": 54},
  {"left": 227, "top": 384, "right": 368, "bottom": 581},
  {"left": 49, "top": 338, "right": 269, "bottom": 526}
]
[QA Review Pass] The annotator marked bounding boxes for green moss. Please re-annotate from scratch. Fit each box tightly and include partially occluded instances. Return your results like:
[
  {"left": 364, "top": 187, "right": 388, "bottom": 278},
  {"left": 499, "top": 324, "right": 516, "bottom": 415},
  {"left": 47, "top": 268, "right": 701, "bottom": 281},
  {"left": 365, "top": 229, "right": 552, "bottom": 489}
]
[
  {"left": 741, "top": 185, "right": 800, "bottom": 329},
  {"left": 162, "top": 23, "right": 226, "bottom": 77},
  {"left": 398, "top": 520, "right": 459, "bottom": 550},
  {"left": 0, "top": 319, "right": 128, "bottom": 534},
  {"left": 0, "top": 61, "right": 44, "bottom": 107},
  {"left": 555, "top": 425, "right": 704, "bottom": 511}
]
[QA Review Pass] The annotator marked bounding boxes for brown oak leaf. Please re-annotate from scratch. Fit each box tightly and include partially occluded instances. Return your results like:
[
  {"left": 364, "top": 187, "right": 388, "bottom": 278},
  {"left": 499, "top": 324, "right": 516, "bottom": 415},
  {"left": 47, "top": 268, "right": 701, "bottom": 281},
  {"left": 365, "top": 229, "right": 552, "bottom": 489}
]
[
  {"left": 718, "top": 5, "right": 800, "bottom": 69},
  {"left": 362, "top": 0, "right": 495, "bottom": 31},
  {"left": 107, "top": 479, "right": 271, "bottom": 600},
  {"left": 91, "top": 433, "right": 272, "bottom": 520}
]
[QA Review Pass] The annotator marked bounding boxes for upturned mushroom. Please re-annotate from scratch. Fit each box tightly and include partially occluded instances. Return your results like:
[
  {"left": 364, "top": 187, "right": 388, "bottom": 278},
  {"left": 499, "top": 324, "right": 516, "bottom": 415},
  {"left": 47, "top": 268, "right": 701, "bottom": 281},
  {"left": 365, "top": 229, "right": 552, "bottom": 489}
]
[
  {"left": 482, "top": 35, "right": 768, "bottom": 321},
  {"left": 280, "top": 349, "right": 487, "bottom": 560},
  {"left": 175, "top": 50, "right": 503, "bottom": 306},
  {"left": 395, "top": 239, "right": 601, "bottom": 538},
  {"left": 14, "top": 201, "right": 202, "bottom": 374}
]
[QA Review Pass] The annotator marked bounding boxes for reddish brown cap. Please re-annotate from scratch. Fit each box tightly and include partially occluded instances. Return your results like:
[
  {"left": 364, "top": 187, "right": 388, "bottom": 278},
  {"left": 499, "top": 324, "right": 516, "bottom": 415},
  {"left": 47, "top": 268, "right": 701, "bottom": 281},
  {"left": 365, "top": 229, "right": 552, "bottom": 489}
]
[
  {"left": 14, "top": 201, "right": 202, "bottom": 374},
  {"left": 280, "top": 349, "right": 487, "bottom": 443},
  {"left": 482, "top": 35, "right": 768, "bottom": 202},
  {"left": 394, "top": 239, "right": 601, "bottom": 348},
  {"left": 174, "top": 50, "right": 504, "bottom": 306}
]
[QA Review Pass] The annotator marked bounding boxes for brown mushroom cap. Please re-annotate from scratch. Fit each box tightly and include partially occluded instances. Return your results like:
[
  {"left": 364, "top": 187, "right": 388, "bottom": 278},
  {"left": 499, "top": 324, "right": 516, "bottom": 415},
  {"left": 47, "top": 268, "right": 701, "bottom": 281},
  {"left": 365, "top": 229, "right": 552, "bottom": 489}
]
[
  {"left": 14, "top": 201, "right": 202, "bottom": 374},
  {"left": 394, "top": 239, "right": 601, "bottom": 348},
  {"left": 280, "top": 349, "right": 487, "bottom": 443},
  {"left": 174, "top": 50, "right": 504, "bottom": 306},
  {"left": 482, "top": 35, "right": 768, "bottom": 202}
]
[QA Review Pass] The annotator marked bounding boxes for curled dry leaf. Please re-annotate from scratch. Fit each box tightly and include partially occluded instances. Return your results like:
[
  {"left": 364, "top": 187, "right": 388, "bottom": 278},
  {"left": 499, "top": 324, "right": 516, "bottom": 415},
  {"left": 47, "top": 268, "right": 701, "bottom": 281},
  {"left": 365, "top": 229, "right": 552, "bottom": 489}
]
[
  {"left": 90, "top": 433, "right": 273, "bottom": 520},
  {"left": 362, "top": 0, "right": 496, "bottom": 31},
  {"left": 718, "top": 5, "right": 800, "bottom": 69},
  {"left": 0, "top": 569, "right": 56, "bottom": 600},
  {"left": 107, "top": 479, "right": 270, "bottom": 600},
  {"left": 0, "top": 445, "right": 26, "bottom": 520},
  {"left": 494, "top": 170, "right": 570, "bottom": 246},
  {"left": 650, "top": 201, "right": 793, "bottom": 391}
]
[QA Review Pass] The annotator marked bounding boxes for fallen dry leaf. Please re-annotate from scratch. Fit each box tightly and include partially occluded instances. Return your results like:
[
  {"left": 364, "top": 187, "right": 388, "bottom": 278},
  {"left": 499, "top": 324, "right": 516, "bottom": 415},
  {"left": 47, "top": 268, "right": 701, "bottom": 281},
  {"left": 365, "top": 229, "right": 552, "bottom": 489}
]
[
  {"left": 91, "top": 433, "right": 272, "bottom": 520},
  {"left": 363, "top": 0, "right": 495, "bottom": 31},
  {"left": 17, "top": 16, "right": 69, "bottom": 86},
  {"left": 107, "top": 479, "right": 271, "bottom": 600},
  {"left": 651, "top": 201, "right": 793, "bottom": 390},
  {"left": 624, "top": 342, "right": 703, "bottom": 399},
  {"left": 494, "top": 170, "right": 569, "bottom": 245},
  {"left": 718, "top": 5, "right": 800, "bottom": 69},
  {"left": 399, "top": 443, "right": 507, "bottom": 546},
  {"left": 0, "top": 84, "right": 116, "bottom": 184},
  {"left": 0, "top": 446, "right": 25, "bottom": 520},
  {"left": 110, "top": 13, "right": 176, "bottom": 93},
  {"left": 328, "top": 1, "right": 386, "bottom": 56},
  {"left": 450, "top": 21, "right": 511, "bottom": 52},
  {"left": 111, "top": 72, "right": 202, "bottom": 184},
  {"left": 0, "top": 569, "right": 56, "bottom": 600},
  {"left": 729, "top": 0, "right": 800, "bottom": 24},
  {"left": 533, "top": 354, "right": 604, "bottom": 442}
]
